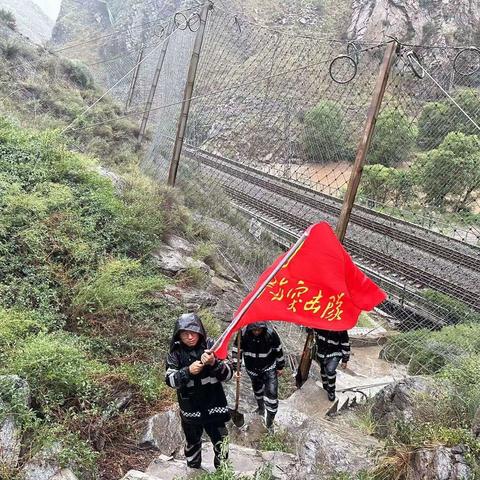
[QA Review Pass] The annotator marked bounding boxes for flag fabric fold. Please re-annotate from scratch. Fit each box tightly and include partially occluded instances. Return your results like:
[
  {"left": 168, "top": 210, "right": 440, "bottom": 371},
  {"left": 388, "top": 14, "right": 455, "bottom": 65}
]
[{"left": 213, "top": 222, "right": 386, "bottom": 359}]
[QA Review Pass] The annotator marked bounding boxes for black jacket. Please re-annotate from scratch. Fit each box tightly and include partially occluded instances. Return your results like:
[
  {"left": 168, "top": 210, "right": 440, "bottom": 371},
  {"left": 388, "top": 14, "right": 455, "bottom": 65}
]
[
  {"left": 232, "top": 322, "right": 285, "bottom": 376},
  {"left": 314, "top": 329, "right": 350, "bottom": 363},
  {"left": 165, "top": 313, "right": 233, "bottom": 424}
]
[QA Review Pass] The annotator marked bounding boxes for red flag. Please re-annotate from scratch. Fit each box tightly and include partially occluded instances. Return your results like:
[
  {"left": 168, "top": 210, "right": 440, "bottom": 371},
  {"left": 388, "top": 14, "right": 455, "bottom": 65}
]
[{"left": 213, "top": 222, "right": 386, "bottom": 359}]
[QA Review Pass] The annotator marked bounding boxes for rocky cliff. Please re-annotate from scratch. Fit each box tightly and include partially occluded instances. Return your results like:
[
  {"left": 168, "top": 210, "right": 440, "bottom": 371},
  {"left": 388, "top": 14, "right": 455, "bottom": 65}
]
[
  {"left": 51, "top": 0, "right": 480, "bottom": 49},
  {"left": 0, "top": 0, "right": 53, "bottom": 43},
  {"left": 347, "top": 0, "right": 480, "bottom": 46}
]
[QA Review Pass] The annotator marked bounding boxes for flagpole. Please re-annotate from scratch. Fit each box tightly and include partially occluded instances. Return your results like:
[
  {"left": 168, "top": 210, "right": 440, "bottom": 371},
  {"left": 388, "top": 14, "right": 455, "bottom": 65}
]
[{"left": 211, "top": 229, "right": 310, "bottom": 353}]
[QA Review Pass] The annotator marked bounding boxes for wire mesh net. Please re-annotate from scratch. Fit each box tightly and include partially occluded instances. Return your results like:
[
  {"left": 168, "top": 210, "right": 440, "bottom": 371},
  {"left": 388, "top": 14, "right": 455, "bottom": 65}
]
[
  {"left": 2, "top": 0, "right": 478, "bottom": 447},
  {"left": 129, "top": 7, "right": 480, "bottom": 383}
]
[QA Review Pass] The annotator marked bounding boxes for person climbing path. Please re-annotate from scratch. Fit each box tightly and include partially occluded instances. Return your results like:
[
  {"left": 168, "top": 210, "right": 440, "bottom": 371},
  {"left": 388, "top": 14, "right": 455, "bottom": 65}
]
[
  {"left": 311, "top": 328, "right": 350, "bottom": 401},
  {"left": 165, "top": 313, "right": 233, "bottom": 470},
  {"left": 232, "top": 322, "right": 285, "bottom": 428}
]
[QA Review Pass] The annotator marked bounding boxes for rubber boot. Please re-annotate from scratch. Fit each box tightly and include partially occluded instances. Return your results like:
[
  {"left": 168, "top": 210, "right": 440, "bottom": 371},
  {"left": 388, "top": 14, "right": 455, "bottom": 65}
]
[
  {"left": 265, "top": 411, "right": 275, "bottom": 429},
  {"left": 254, "top": 399, "right": 265, "bottom": 416}
]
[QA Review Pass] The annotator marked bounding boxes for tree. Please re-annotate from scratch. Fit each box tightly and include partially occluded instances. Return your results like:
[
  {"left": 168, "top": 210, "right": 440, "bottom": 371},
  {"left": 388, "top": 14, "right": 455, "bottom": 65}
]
[
  {"left": 417, "top": 88, "right": 480, "bottom": 149},
  {"left": 0, "top": 9, "right": 16, "bottom": 30},
  {"left": 390, "top": 169, "right": 415, "bottom": 206},
  {"left": 419, "top": 132, "right": 480, "bottom": 211},
  {"left": 303, "top": 100, "right": 354, "bottom": 163},
  {"left": 368, "top": 107, "right": 417, "bottom": 167},
  {"left": 361, "top": 164, "right": 416, "bottom": 207},
  {"left": 360, "top": 164, "right": 396, "bottom": 204}
]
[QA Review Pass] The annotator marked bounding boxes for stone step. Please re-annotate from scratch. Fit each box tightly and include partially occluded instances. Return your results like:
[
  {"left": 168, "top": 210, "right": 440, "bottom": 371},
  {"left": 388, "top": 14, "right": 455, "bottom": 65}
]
[{"left": 143, "top": 444, "right": 302, "bottom": 480}]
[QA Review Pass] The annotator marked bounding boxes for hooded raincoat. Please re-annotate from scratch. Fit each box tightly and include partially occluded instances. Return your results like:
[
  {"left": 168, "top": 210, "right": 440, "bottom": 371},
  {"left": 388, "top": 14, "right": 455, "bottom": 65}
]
[{"left": 165, "top": 313, "right": 233, "bottom": 425}]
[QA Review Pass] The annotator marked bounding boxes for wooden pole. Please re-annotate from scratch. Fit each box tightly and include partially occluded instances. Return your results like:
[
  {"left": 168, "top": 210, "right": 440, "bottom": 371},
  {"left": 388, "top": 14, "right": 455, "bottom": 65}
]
[
  {"left": 295, "top": 41, "right": 398, "bottom": 390},
  {"left": 137, "top": 26, "right": 172, "bottom": 144},
  {"left": 167, "top": 1, "right": 212, "bottom": 186},
  {"left": 124, "top": 44, "right": 145, "bottom": 114},
  {"left": 335, "top": 40, "right": 398, "bottom": 242}
]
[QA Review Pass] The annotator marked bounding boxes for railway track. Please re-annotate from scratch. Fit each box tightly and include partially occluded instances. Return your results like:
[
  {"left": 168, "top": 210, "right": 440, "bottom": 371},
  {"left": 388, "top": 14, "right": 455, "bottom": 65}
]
[
  {"left": 223, "top": 185, "right": 479, "bottom": 310},
  {"left": 188, "top": 148, "right": 480, "bottom": 273}
]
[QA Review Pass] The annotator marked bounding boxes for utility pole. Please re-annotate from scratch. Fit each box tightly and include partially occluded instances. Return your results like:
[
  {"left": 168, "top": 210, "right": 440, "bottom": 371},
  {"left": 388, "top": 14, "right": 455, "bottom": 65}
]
[
  {"left": 124, "top": 43, "right": 145, "bottom": 114},
  {"left": 167, "top": 1, "right": 212, "bottom": 186},
  {"left": 137, "top": 23, "right": 172, "bottom": 143},
  {"left": 283, "top": 100, "right": 293, "bottom": 180},
  {"left": 296, "top": 40, "right": 398, "bottom": 390},
  {"left": 335, "top": 40, "right": 398, "bottom": 241}
]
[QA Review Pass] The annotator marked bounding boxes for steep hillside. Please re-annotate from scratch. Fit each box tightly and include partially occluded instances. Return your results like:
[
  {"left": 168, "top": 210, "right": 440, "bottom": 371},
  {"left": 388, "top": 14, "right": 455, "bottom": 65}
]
[
  {"left": 348, "top": 0, "right": 480, "bottom": 47},
  {"left": 0, "top": 0, "right": 53, "bottom": 43},
  {"left": 52, "top": 0, "right": 480, "bottom": 50}
]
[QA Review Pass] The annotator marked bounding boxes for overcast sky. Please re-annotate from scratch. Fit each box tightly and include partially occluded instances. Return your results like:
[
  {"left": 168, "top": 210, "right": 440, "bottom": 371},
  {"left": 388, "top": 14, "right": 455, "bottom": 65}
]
[{"left": 31, "top": 0, "right": 62, "bottom": 20}]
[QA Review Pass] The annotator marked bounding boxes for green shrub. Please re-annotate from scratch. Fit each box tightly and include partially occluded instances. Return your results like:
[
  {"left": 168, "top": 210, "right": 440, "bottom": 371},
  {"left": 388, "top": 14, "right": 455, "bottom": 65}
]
[
  {"left": 437, "top": 355, "right": 480, "bottom": 425},
  {"left": 116, "top": 169, "right": 166, "bottom": 255},
  {"left": 416, "top": 132, "right": 480, "bottom": 211},
  {"left": 73, "top": 258, "right": 167, "bottom": 317},
  {"left": 417, "top": 89, "right": 480, "bottom": 149},
  {"left": 199, "top": 309, "right": 222, "bottom": 339},
  {"left": 61, "top": 59, "right": 94, "bottom": 89},
  {"left": 383, "top": 323, "right": 480, "bottom": 375},
  {"left": 358, "top": 164, "right": 416, "bottom": 207},
  {"left": 0, "top": 39, "right": 20, "bottom": 59},
  {"left": 114, "top": 363, "right": 166, "bottom": 403},
  {"left": 0, "top": 308, "right": 48, "bottom": 351},
  {"left": 3, "top": 332, "right": 105, "bottom": 410},
  {"left": 303, "top": 100, "right": 354, "bottom": 163},
  {"left": 0, "top": 9, "right": 16, "bottom": 30},
  {"left": 368, "top": 108, "right": 417, "bottom": 167},
  {"left": 0, "top": 375, "right": 36, "bottom": 430},
  {"left": 421, "top": 290, "right": 480, "bottom": 324}
]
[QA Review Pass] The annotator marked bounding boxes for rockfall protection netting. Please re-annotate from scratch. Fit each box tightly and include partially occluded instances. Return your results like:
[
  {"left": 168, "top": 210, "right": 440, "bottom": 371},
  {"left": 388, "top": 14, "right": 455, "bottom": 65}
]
[{"left": 5, "top": 2, "right": 479, "bottom": 416}]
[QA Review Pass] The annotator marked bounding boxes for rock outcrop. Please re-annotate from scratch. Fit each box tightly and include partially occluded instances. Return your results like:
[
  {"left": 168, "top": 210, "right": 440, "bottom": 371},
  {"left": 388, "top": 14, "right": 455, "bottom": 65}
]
[
  {"left": 139, "top": 410, "right": 184, "bottom": 456},
  {"left": 0, "top": 0, "right": 53, "bottom": 43},
  {"left": 0, "top": 375, "right": 30, "bottom": 470},
  {"left": 347, "top": 0, "right": 480, "bottom": 47},
  {"left": 410, "top": 445, "right": 473, "bottom": 480},
  {"left": 370, "top": 376, "right": 435, "bottom": 438}
]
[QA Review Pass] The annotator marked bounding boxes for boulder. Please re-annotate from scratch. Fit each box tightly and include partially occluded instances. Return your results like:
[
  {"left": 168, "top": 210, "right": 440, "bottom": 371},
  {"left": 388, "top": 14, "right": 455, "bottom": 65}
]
[
  {"left": 50, "top": 469, "right": 79, "bottom": 480},
  {"left": 21, "top": 443, "right": 64, "bottom": 480},
  {"left": 0, "top": 375, "right": 30, "bottom": 470},
  {"left": 156, "top": 285, "right": 218, "bottom": 311},
  {"left": 151, "top": 245, "right": 212, "bottom": 278},
  {"left": 208, "top": 275, "right": 237, "bottom": 295},
  {"left": 274, "top": 386, "right": 378, "bottom": 475},
  {"left": 120, "top": 470, "right": 159, "bottom": 480},
  {"left": 139, "top": 410, "right": 184, "bottom": 456},
  {"left": 228, "top": 413, "right": 268, "bottom": 449},
  {"left": 410, "top": 446, "right": 473, "bottom": 480},
  {"left": 145, "top": 454, "right": 197, "bottom": 480},
  {"left": 163, "top": 234, "right": 194, "bottom": 256},
  {"left": 370, "top": 377, "right": 435, "bottom": 438},
  {"left": 146, "top": 445, "right": 307, "bottom": 480},
  {"left": 97, "top": 167, "right": 126, "bottom": 194}
]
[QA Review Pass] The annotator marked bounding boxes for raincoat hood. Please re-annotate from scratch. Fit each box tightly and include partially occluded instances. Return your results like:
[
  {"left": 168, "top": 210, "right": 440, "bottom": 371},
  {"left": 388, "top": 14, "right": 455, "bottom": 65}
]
[{"left": 170, "top": 313, "right": 207, "bottom": 352}]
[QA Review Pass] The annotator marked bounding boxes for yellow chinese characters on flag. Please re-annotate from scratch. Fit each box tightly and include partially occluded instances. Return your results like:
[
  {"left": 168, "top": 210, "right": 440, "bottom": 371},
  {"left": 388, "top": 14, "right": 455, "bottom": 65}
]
[
  {"left": 267, "top": 277, "right": 345, "bottom": 322},
  {"left": 213, "top": 222, "right": 387, "bottom": 359}
]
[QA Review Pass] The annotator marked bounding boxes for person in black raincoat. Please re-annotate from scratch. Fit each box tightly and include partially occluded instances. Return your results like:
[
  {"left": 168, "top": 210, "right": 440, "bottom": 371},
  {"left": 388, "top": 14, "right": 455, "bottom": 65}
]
[
  {"left": 232, "top": 322, "right": 285, "bottom": 428},
  {"left": 312, "top": 328, "right": 350, "bottom": 401},
  {"left": 165, "top": 313, "right": 233, "bottom": 470}
]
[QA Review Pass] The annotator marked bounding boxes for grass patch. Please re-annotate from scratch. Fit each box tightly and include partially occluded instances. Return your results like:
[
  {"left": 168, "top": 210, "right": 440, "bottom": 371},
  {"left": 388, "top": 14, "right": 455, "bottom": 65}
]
[
  {"left": 258, "top": 429, "right": 292, "bottom": 453},
  {"left": 382, "top": 323, "right": 480, "bottom": 375}
]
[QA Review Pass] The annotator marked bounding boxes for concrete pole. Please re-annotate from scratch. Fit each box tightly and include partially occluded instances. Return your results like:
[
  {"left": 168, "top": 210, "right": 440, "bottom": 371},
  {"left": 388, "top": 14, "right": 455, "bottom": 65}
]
[
  {"left": 167, "top": 1, "right": 212, "bottom": 186},
  {"left": 137, "top": 24, "right": 172, "bottom": 143}
]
